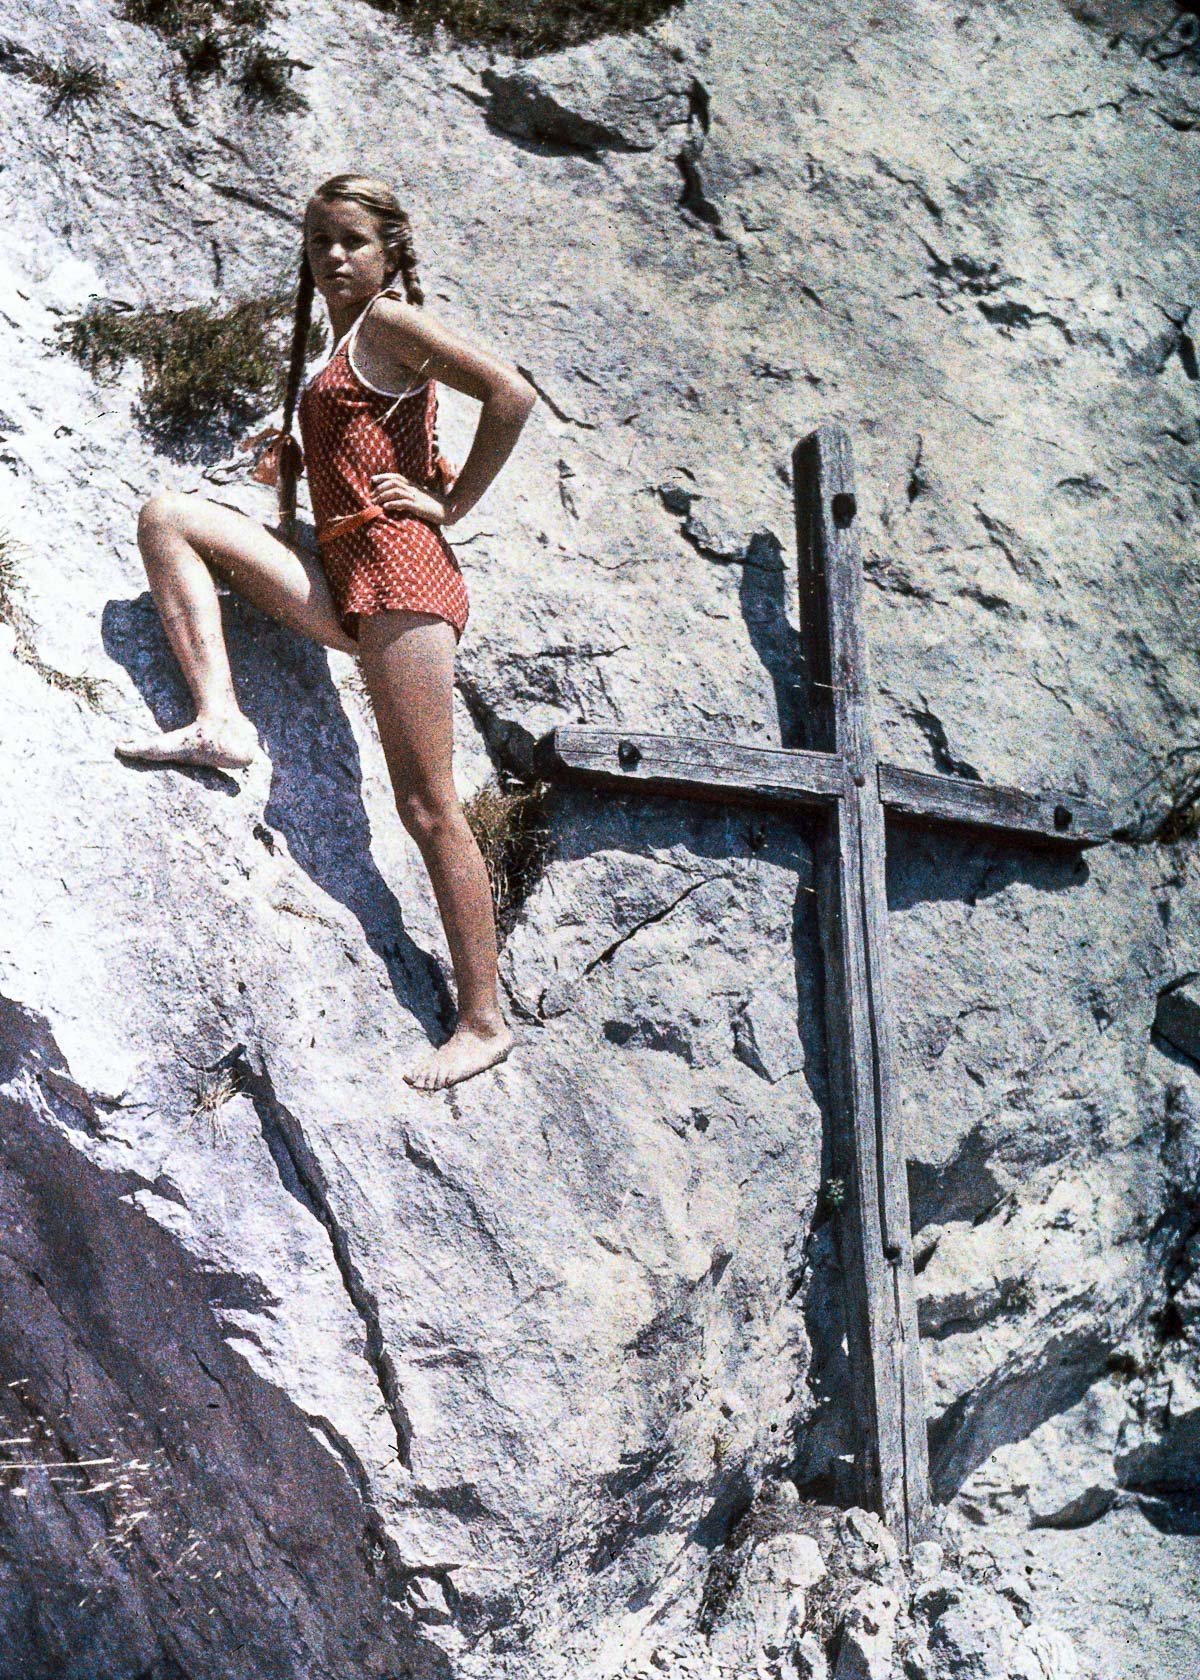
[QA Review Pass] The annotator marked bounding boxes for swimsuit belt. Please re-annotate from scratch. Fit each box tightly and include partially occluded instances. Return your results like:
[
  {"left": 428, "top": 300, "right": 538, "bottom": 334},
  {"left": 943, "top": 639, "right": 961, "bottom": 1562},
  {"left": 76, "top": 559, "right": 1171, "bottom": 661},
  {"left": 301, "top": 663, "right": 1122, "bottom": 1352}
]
[{"left": 318, "top": 506, "right": 385, "bottom": 546}]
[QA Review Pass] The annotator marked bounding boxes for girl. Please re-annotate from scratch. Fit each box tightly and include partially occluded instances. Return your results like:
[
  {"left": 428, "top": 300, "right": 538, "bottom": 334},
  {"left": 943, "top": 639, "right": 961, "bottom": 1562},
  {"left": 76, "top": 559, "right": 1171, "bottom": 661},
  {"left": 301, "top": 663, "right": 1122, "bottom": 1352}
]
[{"left": 116, "top": 173, "right": 537, "bottom": 1091}]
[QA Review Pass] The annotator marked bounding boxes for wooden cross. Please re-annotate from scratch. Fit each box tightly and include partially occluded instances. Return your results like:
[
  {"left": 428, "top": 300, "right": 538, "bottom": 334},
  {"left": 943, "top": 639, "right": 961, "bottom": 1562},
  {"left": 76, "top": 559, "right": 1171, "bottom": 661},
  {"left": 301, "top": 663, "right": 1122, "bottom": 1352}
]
[{"left": 535, "top": 425, "right": 1112, "bottom": 1550}]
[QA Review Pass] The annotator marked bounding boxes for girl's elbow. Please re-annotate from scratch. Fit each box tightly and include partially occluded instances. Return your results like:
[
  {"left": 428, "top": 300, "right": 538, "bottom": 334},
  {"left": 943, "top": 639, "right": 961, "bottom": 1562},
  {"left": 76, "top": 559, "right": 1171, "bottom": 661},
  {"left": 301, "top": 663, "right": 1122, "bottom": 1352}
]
[
  {"left": 484, "top": 375, "right": 536, "bottom": 423},
  {"left": 511, "top": 378, "right": 537, "bottom": 418}
]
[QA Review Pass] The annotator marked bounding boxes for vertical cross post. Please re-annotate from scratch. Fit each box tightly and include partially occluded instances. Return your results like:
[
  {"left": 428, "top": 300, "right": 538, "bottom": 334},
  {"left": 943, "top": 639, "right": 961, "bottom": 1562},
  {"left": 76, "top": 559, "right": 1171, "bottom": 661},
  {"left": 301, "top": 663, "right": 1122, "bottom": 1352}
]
[{"left": 796, "top": 426, "right": 930, "bottom": 1546}]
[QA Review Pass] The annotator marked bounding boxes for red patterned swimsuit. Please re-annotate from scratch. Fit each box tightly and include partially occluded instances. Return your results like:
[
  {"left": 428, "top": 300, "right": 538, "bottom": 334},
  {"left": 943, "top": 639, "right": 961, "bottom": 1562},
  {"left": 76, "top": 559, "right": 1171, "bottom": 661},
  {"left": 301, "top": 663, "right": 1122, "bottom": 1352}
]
[{"left": 297, "top": 286, "right": 469, "bottom": 642}]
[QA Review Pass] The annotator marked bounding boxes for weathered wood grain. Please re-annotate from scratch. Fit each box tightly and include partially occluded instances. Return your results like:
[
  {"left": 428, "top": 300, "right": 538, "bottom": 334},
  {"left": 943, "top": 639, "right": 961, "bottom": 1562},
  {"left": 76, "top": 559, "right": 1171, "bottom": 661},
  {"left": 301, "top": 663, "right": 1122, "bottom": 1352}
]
[
  {"left": 538, "top": 735, "right": 1110, "bottom": 847},
  {"left": 539, "top": 727, "right": 847, "bottom": 806},
  {"left": 878, "top": 764, "right": 1111, "bottom": 845},
  {"left": 795, "top": 424, "right": 930, "bottom": 1548},
  {"left": 530, "top": 419, "right": 1112, "bottom": 1553}
]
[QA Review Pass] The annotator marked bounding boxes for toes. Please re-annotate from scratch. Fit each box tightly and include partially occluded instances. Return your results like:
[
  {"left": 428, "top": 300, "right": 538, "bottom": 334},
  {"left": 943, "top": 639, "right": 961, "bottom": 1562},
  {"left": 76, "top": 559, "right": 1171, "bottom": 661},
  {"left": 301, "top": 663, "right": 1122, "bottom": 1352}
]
[{"left": 404, "top": 1034, "right": 512, "bottom": 1092}]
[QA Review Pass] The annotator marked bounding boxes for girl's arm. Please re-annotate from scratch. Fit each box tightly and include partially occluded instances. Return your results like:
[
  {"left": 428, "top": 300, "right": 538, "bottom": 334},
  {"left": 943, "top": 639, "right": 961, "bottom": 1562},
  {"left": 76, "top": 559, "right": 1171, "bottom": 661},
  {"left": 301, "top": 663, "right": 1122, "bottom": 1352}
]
[{"left": 357, "top": 297, "right": 537, "bottom": 526}]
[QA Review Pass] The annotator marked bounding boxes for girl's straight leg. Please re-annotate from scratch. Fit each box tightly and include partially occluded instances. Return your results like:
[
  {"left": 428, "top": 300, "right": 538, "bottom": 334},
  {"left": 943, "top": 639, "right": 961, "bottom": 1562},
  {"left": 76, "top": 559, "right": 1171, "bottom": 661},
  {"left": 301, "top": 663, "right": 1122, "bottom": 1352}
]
[{"left": 355, "top": 608, "right": 512, "bottom": 1090}]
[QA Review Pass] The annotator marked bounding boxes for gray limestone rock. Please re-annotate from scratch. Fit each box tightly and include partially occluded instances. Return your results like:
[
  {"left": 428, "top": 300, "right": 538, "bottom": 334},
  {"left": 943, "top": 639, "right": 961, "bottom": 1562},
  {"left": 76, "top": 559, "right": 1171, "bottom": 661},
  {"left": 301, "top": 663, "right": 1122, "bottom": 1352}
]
[
  {"left": 832, "top": 1581, "right": 899, "bottom": 1680},
  {"left": 480, "top": 38, "right": 691, "bottom": 154}
]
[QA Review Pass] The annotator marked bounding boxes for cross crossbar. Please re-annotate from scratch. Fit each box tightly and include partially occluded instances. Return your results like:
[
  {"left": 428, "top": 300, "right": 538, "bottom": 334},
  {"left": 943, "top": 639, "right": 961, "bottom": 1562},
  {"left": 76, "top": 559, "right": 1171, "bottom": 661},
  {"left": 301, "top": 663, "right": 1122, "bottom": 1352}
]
[
  {"left": 540, "top": 729, "right": 1111, "bottom": 847},
  {"left": 532, "top": 423, "right": 1112, "bottom": 1549}
]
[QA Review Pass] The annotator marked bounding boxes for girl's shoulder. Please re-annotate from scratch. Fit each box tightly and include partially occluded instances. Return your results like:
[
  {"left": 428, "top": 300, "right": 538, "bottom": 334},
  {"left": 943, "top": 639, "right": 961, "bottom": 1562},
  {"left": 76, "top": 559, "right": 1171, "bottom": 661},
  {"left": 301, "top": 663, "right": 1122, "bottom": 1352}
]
[{"left": 359, "top": 288, "right": 427, "bottom": 341}]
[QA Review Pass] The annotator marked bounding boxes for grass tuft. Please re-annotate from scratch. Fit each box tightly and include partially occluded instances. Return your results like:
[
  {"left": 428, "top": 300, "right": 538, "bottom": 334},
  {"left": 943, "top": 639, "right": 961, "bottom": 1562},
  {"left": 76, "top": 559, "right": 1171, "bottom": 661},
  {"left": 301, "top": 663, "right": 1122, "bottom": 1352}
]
[
  {"left": 179, "top": 29, "right": 226, "bottom": 78},
  {"left": 1, "top": 48, "right": 112, "bottom": 115},
  {"left": 370, "top": 0, "right": 684, "bottom": 55},
  {"left": 188, "top": 1064, "right": 243, "bottom": 1143},
  {"left": 237, "top": 46, "right": 307, "bottom": 110},
  {"left": 0, "top": 528, "right": 109, "bottom": 708},
  {"left": 37, "top": 55, "right": 110, "bottom": 114},
  {"left": 463, "top": 775, "right": 551, "bottom": 935},
  {"left": 120, "top": 0, "right": 305, "bottom": 105},
  {"left": 58, "top": 291, "right": 322, "bottom": 441},
  {"left": 120, "top": 0, "right": 271, "bottom": 39}
]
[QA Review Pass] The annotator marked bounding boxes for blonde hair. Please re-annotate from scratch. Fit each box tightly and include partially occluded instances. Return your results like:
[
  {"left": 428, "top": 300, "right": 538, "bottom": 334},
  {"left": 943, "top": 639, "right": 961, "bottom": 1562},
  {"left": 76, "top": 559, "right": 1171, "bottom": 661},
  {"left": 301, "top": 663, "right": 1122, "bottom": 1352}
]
[{"left": 277, "top": 174, "right": 427, "bottom": 526}]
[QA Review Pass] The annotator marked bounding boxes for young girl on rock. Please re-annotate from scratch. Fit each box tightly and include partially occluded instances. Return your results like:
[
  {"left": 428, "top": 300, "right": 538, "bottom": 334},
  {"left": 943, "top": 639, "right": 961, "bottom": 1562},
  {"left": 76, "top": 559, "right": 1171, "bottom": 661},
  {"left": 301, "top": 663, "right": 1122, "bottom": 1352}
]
[{"left": 117, "top": 173, "right": 537, "bottom": 1091}]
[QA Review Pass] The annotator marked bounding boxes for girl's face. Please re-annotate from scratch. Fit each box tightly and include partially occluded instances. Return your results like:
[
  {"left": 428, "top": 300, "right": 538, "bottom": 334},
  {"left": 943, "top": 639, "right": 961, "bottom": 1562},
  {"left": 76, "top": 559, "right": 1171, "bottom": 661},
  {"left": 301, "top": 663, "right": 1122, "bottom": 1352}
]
[{"left": 305, "top": 198, "right": 391, "bottom": 309}]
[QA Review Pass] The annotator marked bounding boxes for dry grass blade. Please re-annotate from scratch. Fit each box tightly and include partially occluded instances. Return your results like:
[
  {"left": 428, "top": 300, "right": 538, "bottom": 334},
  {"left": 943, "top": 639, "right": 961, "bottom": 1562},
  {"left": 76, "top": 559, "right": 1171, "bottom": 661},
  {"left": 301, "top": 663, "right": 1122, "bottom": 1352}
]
[
  {"left": 0, "top": 528, "right": 108, "bottom": 708},
  {"left": 0, "top": 528, "right": 21, "bottom": 626},
  {"left": 462, "top": 777, "right": 551, "bottom": 936},
  {"left": 188, "top": 1064, "right": 243, "bottom": 1143}
]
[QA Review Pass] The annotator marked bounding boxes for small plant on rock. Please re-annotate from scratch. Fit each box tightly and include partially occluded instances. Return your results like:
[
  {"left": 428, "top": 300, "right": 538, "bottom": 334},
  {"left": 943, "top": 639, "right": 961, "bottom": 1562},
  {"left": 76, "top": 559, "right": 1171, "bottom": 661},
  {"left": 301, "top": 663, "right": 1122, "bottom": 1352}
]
[
  {"left": 59, "top": 291, "right": 322, "bottom": 442},
  {"left": 237, "top": 45, "right": 308, "bottom": 110},
  {"left": 35, "top": 55, "right": 110, "bottom": 115},
  {"left": 120, "top": 0, "right": 272, "bottom": 46},
  {"left": 371, "top": 0, "right": 684, "bottom": 56},
  {"left": 188, "top": 1063, "right": 243, "bottom": 1143},
  {"left": 179, "top": 29, "right": 226, "bottom": 77},
  {"left": 1, "top": 47, "right": 111, "bottom": 115},
  {"left": 820, "top": 1176, "right": 847, "bottom": 1216},
  {"left": 0, "top": 527, "right": 108, "bottom": 708},
  {"left": 120, "top": 0, "right": 301, "bottom": 103},
  {"left": 462, "top": 775, "right": 551, "bottom": 937}
]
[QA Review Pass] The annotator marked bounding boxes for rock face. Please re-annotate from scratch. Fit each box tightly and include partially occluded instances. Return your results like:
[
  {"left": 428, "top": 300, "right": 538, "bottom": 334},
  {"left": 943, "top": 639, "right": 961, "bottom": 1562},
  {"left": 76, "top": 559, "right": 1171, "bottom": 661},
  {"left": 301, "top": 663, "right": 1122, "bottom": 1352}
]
[{"left": 0, "top": 0, "right": 1198, "bottom": 1676}]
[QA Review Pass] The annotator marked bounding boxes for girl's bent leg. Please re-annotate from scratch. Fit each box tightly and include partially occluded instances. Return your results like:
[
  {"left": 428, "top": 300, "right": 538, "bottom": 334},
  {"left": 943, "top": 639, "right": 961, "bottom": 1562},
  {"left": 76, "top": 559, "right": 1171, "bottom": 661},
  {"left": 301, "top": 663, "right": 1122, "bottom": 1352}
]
[
  {"left": 356, "top": 609, "right": 512, "bottom": 1091},
  {"left": 118, "top": 489, "right": 357, "bottom": 770}
]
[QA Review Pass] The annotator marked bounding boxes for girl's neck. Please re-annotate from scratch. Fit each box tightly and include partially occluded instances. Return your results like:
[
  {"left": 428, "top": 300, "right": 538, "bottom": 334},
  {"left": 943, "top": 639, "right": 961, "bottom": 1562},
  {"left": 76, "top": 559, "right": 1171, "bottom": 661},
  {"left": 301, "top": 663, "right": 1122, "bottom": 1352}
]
[
  {"left": 327, "top": 297, "right": 367, "bottom": 342},
  {"left": 326, "top": 272, "right": 400, "bottom": 343}
]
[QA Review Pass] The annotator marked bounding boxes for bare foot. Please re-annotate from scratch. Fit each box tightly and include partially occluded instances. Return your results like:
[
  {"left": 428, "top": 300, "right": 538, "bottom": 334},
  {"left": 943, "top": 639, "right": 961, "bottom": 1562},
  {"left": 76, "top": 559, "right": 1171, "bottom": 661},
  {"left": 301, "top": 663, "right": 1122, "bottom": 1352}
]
[
  {"left": 115, "top": 716, "right": 260, "bottom": 771},
  {"left": 403, "top": 1020, "right": 514, "bottom": 1092}
]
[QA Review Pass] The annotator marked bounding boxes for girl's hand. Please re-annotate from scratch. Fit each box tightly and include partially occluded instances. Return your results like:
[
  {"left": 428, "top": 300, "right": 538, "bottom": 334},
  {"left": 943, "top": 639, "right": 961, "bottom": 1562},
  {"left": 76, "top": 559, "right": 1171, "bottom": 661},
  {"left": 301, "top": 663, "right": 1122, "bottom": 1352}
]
[{"left": 369, "top": 472, "right": 447, "bottom": 525}]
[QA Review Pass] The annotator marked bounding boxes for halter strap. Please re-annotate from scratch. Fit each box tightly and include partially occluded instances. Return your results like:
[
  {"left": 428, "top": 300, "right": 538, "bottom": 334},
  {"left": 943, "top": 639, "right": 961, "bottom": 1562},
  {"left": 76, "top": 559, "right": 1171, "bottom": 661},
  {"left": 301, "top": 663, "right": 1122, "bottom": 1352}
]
[{"left": 343, "top": 285, "right": 433, "bottom": 420}]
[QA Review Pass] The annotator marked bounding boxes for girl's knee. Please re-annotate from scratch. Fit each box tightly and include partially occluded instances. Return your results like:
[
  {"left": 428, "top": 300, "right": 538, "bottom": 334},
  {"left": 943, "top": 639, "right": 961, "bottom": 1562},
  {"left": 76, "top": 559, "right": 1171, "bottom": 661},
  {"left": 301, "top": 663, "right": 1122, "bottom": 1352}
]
[
  {"left": 396, "top": 785, "right": 461, "bottom": 846},
  {"left": 137, "top": 489, "right": 192, "bottom": 553}
]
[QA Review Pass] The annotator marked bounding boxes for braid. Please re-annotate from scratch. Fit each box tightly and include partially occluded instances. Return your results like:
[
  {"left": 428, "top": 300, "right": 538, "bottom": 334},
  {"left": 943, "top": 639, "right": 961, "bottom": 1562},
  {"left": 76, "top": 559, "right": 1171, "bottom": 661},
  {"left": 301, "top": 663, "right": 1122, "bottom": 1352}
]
[
  {"left": 388, "top": 213, "right": 424, "bottom": 307},
  {"left": 278, "top": 246, "right": 314, "bottom": 529}
]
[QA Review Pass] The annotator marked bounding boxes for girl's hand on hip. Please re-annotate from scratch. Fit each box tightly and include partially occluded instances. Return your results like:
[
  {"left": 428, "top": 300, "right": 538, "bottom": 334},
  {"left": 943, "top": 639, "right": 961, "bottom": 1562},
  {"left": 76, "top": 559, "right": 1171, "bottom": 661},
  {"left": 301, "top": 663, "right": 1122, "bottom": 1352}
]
[{"left": 370, "top": 472, "right": 446, "bottom": 525}]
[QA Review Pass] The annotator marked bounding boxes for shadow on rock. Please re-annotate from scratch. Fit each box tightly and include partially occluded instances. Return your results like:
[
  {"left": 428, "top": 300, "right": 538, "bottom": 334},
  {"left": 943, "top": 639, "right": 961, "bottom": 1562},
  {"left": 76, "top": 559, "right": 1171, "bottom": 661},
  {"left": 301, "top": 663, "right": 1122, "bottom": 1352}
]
[
  {"left": 885, "top": 819, "right": 1091, "bottom": 912},
  {"left": 0, "top": 995, "right": 451, "bottom": 1680},
  {"left": 102, "top": 591, "right": 452, "bottom": 1038},
  {"left": 737, "top": 532, "right": 807, "bottom": 749}
]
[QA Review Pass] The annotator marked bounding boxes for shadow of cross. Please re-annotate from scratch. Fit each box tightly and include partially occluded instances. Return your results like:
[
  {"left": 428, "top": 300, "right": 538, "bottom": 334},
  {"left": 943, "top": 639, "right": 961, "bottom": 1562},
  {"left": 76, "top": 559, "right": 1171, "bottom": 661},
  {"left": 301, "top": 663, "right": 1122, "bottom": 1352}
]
[{"left": 534, "top": 423, "right": 1113, "bottom": 1551}]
